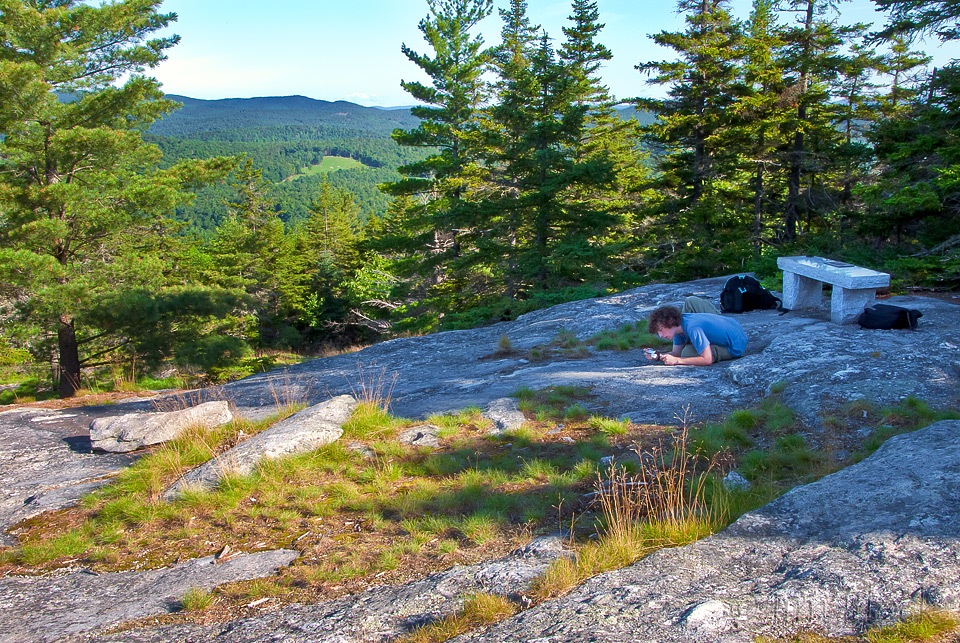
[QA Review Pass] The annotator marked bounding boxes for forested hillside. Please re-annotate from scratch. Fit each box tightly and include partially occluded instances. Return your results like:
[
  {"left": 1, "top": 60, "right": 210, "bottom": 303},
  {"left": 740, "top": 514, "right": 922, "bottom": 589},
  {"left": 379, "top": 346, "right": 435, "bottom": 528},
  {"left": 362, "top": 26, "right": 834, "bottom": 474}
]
[
  {"left": 148, "top": 97, "right": 650, "bottom": 231},
  {"left": 148, "top": 95, "right": 427, "bottom": 229}
]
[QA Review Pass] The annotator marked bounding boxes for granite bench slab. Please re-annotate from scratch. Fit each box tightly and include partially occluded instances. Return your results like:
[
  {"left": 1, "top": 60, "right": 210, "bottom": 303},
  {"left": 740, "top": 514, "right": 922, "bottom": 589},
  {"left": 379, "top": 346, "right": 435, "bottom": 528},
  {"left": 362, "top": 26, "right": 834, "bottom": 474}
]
[{"left": 777, "top": 256, "right": 890, "bottom": 324}]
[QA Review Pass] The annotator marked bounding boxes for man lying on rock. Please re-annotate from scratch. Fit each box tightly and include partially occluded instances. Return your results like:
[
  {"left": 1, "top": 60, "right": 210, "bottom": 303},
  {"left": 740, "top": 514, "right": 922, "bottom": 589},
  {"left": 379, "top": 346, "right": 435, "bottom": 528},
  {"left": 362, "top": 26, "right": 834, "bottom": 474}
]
[{"left": 646, "top": 300, "right": 747, "bottom": 366}]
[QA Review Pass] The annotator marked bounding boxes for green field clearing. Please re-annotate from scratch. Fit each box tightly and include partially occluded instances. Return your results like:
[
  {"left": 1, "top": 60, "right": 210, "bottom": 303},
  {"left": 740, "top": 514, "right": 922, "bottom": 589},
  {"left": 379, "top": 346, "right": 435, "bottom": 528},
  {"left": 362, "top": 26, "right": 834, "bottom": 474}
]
[{"left": 289, "top": 156, "right": 365, "bottom": 179}]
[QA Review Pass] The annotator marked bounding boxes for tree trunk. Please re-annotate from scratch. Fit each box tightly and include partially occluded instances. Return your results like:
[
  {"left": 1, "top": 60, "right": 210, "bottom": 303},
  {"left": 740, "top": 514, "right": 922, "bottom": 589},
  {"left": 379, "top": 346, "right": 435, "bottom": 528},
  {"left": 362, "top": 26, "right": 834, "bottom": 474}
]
[
  {"left": 753, "top": 143, "right": 765, "bottom": 255},
  {"left": 58, "top": 316, "right": 81, "bottom": 398},
  {"left": 785, "top": 124, "right": 803, "bottom": 241}
]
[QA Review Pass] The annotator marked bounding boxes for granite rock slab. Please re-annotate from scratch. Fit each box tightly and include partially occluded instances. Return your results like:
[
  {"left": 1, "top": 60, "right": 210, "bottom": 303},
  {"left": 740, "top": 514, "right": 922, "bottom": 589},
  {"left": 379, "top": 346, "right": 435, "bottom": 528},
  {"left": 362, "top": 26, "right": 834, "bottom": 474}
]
[
  {"left": 0, "top": 407, "right": 139, "bottom": 546},
  {"left": 162, "top": 395, "right": 357, "bottom": 499},
  {"left": 74, "top": 535, "right": 569, "bottom": 642},
  {"left": 0, "top": 549, "right": 299, "bottom": 643},
  {"left": 89, "top": 401, "right": 233, "bottom": 452}
]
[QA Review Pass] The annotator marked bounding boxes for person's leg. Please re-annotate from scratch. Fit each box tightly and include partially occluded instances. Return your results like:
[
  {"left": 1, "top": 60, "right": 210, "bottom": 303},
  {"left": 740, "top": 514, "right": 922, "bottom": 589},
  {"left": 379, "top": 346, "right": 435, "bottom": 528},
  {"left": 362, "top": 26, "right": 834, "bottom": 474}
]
[
  {"left": 680, "top": 344, "right": 715, "bottom": 359},
  {"left": 712, "top": 345, "right": 733, "bottom": 362},
  {"left": 679, "top": 344, "right": 732, "bottom": 362},
  {"left": 682, "top": 296, "right": 720, "bottom": 315}
]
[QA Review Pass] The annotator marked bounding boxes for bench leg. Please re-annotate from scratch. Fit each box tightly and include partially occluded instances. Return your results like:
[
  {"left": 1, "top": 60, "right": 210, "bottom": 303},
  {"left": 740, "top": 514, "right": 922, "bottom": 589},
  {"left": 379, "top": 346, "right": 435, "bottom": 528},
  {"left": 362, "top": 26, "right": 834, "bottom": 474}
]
[
  {"left": 782, "top": 272, "right": 822, "bottom": 310},
  {"left": 831, "top": 287, "right": 876, "bottom": 324}
]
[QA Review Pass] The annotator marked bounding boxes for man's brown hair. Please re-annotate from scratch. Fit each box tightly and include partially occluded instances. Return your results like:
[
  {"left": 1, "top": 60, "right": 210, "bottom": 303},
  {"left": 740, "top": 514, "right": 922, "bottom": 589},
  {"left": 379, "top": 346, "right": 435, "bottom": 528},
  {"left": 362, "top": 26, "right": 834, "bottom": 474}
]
[{"left": 648, "top": 305, "right": 682, "bottom": 334}]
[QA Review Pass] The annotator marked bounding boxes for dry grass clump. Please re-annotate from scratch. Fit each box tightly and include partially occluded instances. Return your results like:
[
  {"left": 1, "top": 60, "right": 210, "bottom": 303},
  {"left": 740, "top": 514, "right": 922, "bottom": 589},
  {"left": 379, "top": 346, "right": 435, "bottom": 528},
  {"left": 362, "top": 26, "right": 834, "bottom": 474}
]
[
  {"left": 531, "top": 412, "right": 726, "bottom": 601},
  {"left": 347, "top": 362, "right": 398, "bottom": 408}
]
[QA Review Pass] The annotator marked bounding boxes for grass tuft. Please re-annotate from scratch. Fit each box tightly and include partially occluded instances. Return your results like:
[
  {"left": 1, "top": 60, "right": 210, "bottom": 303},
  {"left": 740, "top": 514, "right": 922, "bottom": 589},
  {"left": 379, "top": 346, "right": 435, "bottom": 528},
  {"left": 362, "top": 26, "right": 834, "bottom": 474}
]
[
  {"left": 8, "top": 529, "right": 94, "bottom": 566},
  {"left": 493, "top": 334, "right": 515, "bottom": 356},
  {"left": 756, "top": 608, "right": 959, "bottom": 642},
  {"left": 588, "top": 415, "right": 630, "bottom": 435},
  {"left": 342, "top": 401, "right": 399, "bottom": 440},
  {"left": 588, "top": 320, "right": 668, "bottom": 353},
  {"left": 179, "top": 587, "right": 215, "bottom": 612},
  {"left": 400, "top": 592, "right": 519, "bottom": 643},
  {"left": 866, "top": 609, "right": 959, "bottom": 642}
]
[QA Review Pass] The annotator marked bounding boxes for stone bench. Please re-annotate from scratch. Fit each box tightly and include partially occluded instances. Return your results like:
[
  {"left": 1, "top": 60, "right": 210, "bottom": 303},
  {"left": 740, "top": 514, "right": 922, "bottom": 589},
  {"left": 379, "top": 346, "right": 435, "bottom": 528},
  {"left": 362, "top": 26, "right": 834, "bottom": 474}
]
[{"left": 777, "top": 256, "right": 890, "bottom": 324}]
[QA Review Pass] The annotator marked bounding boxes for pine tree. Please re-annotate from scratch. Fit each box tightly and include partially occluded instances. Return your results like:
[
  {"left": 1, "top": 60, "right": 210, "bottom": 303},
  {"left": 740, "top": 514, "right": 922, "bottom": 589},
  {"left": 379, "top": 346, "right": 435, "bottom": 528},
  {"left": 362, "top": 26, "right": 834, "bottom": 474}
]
[
  {"left": 776, "top": 0, "right": 850, "bottom": 241},
  {"left": 381, "top": 0, "right": 494, "bottom": 313},
  {"left": 731, "top": 0, "right": 789, "bottom": 252},
  {"left": 559, "top": 0, "right": 649, "bottom": 281},
  {"left": 0, "top": 0, "right": 230, "bottom": 396},
  {"left": 636, "top": 0, "right": 746, "bottom": 276}
]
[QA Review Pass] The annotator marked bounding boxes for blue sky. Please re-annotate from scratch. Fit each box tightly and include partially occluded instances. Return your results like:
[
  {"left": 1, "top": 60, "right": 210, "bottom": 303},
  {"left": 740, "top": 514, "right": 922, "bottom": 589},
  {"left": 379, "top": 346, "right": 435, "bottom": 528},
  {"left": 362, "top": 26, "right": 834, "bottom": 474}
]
[{"left": 151, "top": 0, "right": 956, "bottom": 107}]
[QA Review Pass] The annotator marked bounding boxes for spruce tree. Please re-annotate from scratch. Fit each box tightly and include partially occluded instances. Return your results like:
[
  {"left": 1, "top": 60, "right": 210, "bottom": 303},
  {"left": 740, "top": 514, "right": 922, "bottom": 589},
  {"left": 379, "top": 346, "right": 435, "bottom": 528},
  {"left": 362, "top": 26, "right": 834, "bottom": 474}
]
[
  {"left": 304, "top": 178, "right": 362, "bottom": 270},
  {"left": 731, "top": 0, "right": 789, "bottom": 252},
  {"left": 636, "top": 0, "right": 746, "bottom": 275},
  {"left": 477, "top": 0, "right": 541, "bottom": 299},
  {"left": 828, "top": 41, "right": 881, "bottom": 222},
  {"left": 639, "top": 0, "right": 743, "bottom": 206},
  {"left": 481, "top": 2, "right": 616, "bottom": 294},
  {"left": 872, "top": 0, "right": 960, "bottom": 42},
  {"left": 299, "top": 179, "right": 363, "bottom": 335},
  {"left": 0, "top": 0, "right": 229, "bottom": 396},
  {"left": 873, "top": 33, "right": 931, "bottom": 117},
  {"left": 864, "top": 65, "right": 960, "bottom": 245},
  {"left": 560, "top": 0, "right": 613, "bottom": 111},
  {"left": 381, "top": 0, "right": 493, "bottom": 317},
  {"left": 865, "top": 0, "right": 960, "bottom": 252},
  {"left": 559, "top": 0, "right": 649, "bottom": 281},
  {"left": 776, "top": 0, "right": 849, "bottom": 241},
  {"left": 204, "top": 158, "right": 288, "bottom": 347}
]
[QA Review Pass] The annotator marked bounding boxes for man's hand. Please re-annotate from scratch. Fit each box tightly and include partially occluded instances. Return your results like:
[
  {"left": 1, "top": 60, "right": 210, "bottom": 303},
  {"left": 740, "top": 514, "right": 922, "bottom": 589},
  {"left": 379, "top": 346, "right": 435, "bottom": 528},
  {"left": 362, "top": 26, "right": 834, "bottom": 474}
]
[{"left": 660, "top": 345, "right": 714, "bottom": 366}]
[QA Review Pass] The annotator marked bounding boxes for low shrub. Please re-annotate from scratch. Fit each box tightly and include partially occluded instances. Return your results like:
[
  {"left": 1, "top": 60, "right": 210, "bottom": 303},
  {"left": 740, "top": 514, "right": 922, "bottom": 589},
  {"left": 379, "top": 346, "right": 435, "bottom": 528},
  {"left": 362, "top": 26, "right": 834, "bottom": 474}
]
[{"left": 0, "top": 378, "right": 39, "bottom": 405}]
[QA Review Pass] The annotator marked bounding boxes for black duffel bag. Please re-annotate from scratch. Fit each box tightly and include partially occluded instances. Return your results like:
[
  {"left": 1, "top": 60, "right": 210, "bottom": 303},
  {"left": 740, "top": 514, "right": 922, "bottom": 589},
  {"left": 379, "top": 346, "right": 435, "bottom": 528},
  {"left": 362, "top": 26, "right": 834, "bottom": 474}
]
[{"left": 857, "top": 303, "right": 922, "bottom": 330}]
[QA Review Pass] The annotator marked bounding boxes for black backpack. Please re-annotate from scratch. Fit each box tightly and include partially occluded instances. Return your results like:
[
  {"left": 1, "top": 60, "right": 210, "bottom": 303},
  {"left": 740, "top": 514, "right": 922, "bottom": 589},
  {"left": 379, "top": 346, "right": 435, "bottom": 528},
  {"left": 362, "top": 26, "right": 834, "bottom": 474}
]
[
  {"left": 857, "top": 303, "right": 922, "bottom": 330},
  {"left": 720, "top": 275, "right": 784, "bottom": 314}
]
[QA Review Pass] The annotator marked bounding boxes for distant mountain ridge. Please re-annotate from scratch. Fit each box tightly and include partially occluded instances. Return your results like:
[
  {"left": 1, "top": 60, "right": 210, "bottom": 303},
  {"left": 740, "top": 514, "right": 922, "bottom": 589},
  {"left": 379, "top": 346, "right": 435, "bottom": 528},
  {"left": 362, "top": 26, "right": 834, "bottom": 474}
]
[
  {"left": 151, "top": 94, "right": 419, "bottom": 138},
  {"left": 153, "top": 95, "right": 650, "bottom": 137}
]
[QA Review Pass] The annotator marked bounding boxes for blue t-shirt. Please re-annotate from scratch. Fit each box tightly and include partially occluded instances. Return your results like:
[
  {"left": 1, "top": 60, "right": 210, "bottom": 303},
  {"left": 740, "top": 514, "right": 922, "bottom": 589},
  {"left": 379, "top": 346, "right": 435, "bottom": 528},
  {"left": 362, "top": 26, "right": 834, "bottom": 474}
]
[{"left": 676, "top": 313, "right": 748, "bottom": 357}]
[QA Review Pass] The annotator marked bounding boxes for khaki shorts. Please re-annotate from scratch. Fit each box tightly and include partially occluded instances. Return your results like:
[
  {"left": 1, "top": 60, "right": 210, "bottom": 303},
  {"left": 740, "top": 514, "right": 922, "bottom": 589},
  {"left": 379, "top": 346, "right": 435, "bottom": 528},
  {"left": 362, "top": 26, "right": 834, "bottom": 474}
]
[
  {"left": 681, "top": 296, "right": 720, "bottom": 314},
  {"left": 679, "top": 343, "right": 735, "bottom": 363}
]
